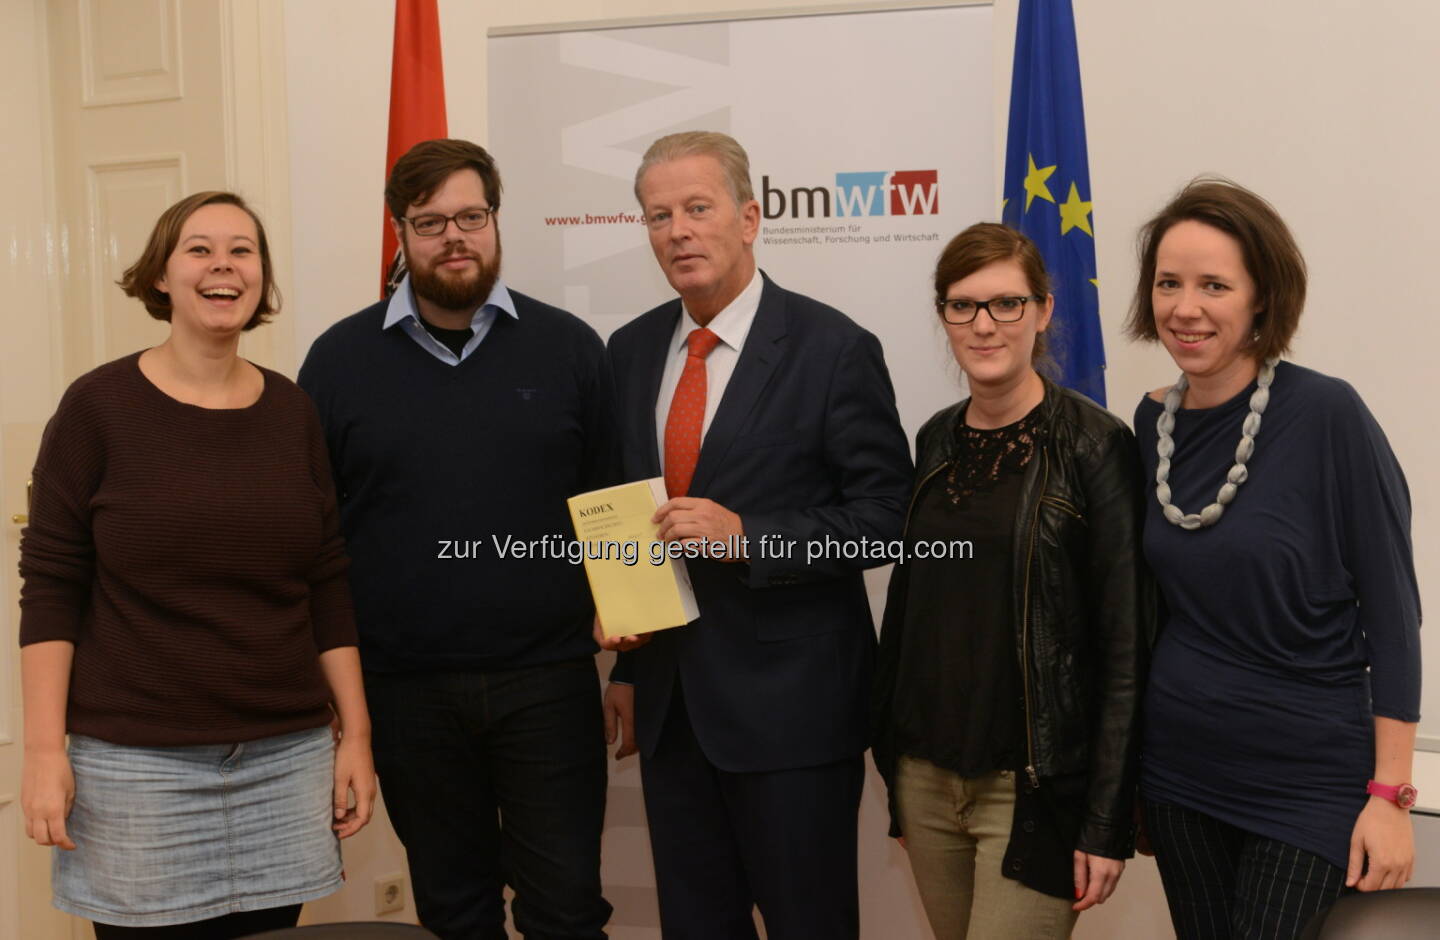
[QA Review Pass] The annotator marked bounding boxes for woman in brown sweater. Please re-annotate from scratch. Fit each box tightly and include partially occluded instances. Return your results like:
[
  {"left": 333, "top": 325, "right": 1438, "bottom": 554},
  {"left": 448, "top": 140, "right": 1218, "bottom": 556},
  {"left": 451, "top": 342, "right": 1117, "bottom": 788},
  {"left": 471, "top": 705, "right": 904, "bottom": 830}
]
[{"left": 18, "top": 191, "right": 375, "bottom": 938}]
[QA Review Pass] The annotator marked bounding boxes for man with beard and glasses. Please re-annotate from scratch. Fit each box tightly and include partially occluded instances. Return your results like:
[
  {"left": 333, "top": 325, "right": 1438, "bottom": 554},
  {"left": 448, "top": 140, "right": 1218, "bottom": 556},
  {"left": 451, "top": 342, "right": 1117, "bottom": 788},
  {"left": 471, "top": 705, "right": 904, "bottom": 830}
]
[{"left": 299, "top": 139, "right": 617, "bottom": 940}]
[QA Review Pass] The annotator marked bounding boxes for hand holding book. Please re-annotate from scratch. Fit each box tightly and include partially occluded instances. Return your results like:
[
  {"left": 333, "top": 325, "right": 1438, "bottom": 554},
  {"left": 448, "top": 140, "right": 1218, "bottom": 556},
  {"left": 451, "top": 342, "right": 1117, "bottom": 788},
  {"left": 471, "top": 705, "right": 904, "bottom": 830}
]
[
  {"left": 566, "top": 478, "right": 700, "bottom": 640},
  {"left": 651, "top": 497, "right": 748, "bottom": 561}
]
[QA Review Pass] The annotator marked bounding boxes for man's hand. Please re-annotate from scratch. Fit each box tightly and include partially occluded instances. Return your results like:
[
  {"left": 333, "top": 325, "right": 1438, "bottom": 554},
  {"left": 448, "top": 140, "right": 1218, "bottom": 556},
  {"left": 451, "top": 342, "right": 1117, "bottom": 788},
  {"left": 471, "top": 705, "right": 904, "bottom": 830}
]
[
  {"left": 603, "top": 682, "right": 639, "bottom": 759},
  {"left": 652, "top": 497, "right": 747, "bottom": 561},
  {"left": 592, "top": 614, "right": 651, "bottom": 652}
]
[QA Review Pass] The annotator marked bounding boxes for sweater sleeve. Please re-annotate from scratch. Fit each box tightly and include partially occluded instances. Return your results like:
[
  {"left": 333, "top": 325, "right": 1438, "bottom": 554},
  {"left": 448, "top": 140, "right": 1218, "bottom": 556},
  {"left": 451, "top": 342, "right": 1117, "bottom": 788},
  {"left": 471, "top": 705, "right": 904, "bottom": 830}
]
[
  {"left": 297, "top": 334, "right": 346, "bottom": 503},
  {"left": 578, "top": 326, "right": 622, "bottom": 496},
  {"left": 1332, "top": 387, "right": 1421, "bottom": 722},
  {"left": 302, "top": 397, "right": 358, "bottom": 653},
  {"left": 18, "top": 384, "right": 105, "bottom": 646}
]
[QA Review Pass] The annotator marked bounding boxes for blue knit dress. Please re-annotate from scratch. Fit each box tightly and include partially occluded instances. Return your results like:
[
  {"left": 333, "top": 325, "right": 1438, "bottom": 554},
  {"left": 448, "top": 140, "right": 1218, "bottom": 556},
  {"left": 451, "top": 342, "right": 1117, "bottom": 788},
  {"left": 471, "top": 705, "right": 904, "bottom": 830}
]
[{"left": 1134, "top": 361, "right": 1420, "bottom": 869}]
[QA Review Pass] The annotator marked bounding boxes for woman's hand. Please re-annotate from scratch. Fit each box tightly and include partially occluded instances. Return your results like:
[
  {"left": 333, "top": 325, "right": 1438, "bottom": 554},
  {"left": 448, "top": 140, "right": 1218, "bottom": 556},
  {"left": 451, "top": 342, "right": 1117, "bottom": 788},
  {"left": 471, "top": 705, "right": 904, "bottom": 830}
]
[
  {"left": 20, "top": 641, "right": 77, "bottom": 849},
  {"left": 316, "top": 646, "right": 375, "bottom": 838},
  {"left": 22, "top": 747, "right": 77, "bottom": 850},
  {"left": 331, "top": 732, "right": 376, "bottom": 839},
  {"left": 1072, "top": 851, "right": 1124, "bottom": 911},
  {"left": 1347, "top": 796, "right": 1414, "bottom": 891}
]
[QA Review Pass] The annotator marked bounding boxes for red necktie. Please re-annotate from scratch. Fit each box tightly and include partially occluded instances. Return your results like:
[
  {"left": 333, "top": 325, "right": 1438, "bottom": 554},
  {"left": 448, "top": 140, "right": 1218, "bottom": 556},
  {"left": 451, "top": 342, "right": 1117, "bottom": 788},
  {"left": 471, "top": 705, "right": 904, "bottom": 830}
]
[{"left": 664, "top": 327, "right": 722, "bottom": 499}]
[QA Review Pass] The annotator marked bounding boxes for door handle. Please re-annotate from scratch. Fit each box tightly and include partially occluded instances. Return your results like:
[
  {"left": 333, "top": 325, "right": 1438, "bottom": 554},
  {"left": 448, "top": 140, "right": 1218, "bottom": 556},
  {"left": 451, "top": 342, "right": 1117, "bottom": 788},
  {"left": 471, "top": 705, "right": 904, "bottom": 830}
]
[{"left": 11, "top": 478, "right": 31, "bottom": 525}]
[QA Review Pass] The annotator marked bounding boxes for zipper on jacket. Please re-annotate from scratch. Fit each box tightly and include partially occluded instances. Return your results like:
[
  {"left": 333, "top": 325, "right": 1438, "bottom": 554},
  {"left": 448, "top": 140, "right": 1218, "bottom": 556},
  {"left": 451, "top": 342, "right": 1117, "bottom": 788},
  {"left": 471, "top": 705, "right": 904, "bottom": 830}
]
[
  {"left": 1040, "top": 494, "right": 1084, "bottom": 521},
  {"left": 901, "top": 463, "right": 947, "bottom": 541},
  {"left": 1019, "top": 448, "right": 1049, "bottom": 789}
]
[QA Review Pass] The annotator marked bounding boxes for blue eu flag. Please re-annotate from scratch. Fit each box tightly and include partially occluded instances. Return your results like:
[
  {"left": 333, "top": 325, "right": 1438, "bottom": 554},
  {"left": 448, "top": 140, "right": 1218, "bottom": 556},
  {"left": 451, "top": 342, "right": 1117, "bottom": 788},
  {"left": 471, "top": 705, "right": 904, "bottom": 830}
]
[{"left": 1001, "top": 0, "right": 1105, "bottom": 405}]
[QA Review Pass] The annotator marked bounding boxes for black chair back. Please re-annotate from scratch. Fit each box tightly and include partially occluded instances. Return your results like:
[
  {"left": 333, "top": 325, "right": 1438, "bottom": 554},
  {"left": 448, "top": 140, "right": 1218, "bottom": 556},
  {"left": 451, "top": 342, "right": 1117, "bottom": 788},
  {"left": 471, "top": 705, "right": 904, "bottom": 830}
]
[{"left": 1299, "top": 887, "right": 1440, "bottom": 939}]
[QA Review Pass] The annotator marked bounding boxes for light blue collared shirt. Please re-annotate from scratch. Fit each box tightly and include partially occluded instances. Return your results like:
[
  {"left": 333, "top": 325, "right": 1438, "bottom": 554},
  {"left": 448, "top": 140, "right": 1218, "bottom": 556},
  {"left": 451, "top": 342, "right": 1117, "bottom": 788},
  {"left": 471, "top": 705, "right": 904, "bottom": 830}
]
[{"left": 382, "top": 274, "right": 518, "bottom": 364}]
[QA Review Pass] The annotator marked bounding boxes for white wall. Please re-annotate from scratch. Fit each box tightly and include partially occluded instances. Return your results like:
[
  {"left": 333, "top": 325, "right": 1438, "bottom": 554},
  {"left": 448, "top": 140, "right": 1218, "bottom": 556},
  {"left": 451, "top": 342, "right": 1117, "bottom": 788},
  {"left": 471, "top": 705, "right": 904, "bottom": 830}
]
[
  {"left": 286, "top": 0, "right": 1440, "bottom": 729},
  {"left": 1074, "top": 0, "right": 1439, "bottom": 734},
  {"left": 284, "top": 0, "right": 1440, "bottom": 934}
]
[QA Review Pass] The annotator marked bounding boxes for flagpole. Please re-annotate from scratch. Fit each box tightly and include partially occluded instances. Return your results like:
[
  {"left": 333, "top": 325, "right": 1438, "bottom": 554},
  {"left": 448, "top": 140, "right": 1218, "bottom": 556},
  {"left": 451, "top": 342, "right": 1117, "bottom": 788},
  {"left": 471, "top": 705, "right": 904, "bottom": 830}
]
[
  {"left": 1000, "top": 0, "right": 1106, "bottom": 405},
  {"left": 381, "top": 0, "right": 449, "bottom": 298}
]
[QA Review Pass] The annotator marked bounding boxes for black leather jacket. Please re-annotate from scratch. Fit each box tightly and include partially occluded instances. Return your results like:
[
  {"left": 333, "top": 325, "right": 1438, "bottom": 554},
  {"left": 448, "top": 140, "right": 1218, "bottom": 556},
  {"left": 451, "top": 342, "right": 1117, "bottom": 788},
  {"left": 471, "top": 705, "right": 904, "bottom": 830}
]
[{"left": 873, "top": 379, "right": 1154, "bottom": 874}]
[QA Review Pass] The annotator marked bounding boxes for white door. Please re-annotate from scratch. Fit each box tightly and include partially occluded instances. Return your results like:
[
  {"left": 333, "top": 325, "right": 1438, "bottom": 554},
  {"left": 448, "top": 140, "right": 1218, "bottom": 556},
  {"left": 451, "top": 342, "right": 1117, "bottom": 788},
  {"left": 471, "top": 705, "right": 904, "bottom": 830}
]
[
  {"left": 2, "top": 1, "right": 83, "bottom": 933},
  {"left": 45, "top": 0, "right": 285, "bottom": 377},
  {"left": 3, "top": 1, "right": 293, "bottom": 935}
]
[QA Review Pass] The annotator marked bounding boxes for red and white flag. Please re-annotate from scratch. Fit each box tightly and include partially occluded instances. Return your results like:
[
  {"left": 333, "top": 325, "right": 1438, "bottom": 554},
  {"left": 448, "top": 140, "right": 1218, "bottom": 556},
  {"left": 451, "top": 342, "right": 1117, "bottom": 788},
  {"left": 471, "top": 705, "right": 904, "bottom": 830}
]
[{"left": 380, "top": 0, "right": 448, "bottom": 297}]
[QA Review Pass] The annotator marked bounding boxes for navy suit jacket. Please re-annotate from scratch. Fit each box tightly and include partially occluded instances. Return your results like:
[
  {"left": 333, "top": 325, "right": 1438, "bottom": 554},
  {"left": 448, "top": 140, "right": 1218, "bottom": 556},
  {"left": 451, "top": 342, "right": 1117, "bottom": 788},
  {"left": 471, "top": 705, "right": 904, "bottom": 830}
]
[{"left": 609, "top": 273, "right": 912, "bottom": 773}]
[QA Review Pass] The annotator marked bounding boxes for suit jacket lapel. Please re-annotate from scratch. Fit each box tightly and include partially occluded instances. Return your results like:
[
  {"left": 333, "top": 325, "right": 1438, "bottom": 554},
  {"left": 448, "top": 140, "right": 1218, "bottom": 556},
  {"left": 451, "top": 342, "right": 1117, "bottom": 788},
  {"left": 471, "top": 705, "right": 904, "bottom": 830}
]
[
  {"left": 638, "top": 302, "right": 682, "bottom": 478},
  {"left": 689, "top": 274, "right": 788, "bottom": 496}
]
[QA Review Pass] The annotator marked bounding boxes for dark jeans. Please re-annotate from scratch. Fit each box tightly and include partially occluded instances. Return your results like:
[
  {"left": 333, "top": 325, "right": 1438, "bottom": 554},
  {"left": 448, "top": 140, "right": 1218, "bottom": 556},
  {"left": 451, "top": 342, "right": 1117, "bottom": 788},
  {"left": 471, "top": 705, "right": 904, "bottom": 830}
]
[
  {"left": 640, "top": 684, "right": 864, "bottom": 940},
  {"left": 365, "top": 659, "right": 611, "bottom": 940},
  {"left": 1145, "top": 801, "right": 1347, "bottom": 940}
]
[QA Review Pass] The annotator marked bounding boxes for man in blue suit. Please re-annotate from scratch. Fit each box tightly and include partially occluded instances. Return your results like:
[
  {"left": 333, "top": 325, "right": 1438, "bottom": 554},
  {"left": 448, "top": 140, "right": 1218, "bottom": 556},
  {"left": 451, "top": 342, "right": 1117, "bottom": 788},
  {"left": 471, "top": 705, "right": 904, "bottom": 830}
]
[{"left": 601, "top": 131, "right": 912, "bottom": 938}]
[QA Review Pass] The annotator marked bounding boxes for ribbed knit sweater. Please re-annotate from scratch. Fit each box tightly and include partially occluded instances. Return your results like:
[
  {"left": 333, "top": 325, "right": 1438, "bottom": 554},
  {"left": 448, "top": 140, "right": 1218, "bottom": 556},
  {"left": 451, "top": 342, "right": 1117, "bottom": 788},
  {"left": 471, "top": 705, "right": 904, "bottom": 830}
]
[
  {"left": 18, "top": 353, "right": 357, "bottom": 746},
  {"left": 298, "top": 291, "right": 617, "bottom": 673}
]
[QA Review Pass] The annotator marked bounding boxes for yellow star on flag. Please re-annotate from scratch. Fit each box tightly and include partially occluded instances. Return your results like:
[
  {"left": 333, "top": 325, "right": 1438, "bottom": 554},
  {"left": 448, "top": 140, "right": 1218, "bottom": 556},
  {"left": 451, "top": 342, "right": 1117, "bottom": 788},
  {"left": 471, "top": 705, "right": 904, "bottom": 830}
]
[
  {"left": 1090, "top": 278, "right": 1099, "bottom": 288},
  {"left": 1059, "top": 182, "right": 1093, "bottom": 236},
  {"left": 1022, "top": 155, "right": 1057, "bottom": 212}
]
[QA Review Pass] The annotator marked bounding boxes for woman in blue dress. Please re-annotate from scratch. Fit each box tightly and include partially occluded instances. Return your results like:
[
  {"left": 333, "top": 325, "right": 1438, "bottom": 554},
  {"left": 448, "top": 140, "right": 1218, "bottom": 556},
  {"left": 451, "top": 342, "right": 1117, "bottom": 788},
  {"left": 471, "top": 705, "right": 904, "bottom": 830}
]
[{"left": 1125, "top": 178, "right": 1420, "bottom": 939}]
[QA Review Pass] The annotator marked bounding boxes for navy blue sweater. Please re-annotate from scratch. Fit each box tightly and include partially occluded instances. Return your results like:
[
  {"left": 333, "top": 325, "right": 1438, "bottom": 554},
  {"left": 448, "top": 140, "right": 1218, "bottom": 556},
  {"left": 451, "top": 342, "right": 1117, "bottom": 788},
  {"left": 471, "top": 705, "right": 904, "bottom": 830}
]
[{"left": 299, "top": 291, "right": 617, "bottom": 673}]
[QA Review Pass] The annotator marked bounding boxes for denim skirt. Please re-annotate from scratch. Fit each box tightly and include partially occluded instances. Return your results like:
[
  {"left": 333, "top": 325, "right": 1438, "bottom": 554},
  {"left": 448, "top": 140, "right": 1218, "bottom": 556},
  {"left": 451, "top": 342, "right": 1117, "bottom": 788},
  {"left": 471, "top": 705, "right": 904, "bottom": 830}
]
[{"left": 54, "top": 725, "right": 342, "bottom": 927}]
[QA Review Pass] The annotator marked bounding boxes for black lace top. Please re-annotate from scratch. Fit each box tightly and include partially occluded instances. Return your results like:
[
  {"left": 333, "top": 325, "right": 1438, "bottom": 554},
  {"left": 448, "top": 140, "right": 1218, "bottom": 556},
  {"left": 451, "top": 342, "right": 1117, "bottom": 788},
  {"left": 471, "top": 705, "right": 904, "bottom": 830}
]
[
  {"left": 888, "top": 404, "right": 1039, "bottom": 777},
  {"left": 944, "top": 408, "right": 1039, "bottom": 502}
]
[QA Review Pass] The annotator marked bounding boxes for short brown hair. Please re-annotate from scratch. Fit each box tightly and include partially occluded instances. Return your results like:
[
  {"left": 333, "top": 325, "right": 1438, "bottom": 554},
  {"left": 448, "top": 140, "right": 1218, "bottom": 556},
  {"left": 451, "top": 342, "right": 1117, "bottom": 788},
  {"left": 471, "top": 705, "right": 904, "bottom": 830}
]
[
  {"left": 634, "top": 131, "right": 755, "bottom": 207},
  {"left": 1125, "top": 177, "right": 1305, "bottom": 361},
  {"left": 385, "top": 138, "right": 502, "bottom": 220},
  {"left": 934, "top": 222, "right": 1054, "bottom": 366},
  {"left": 118, "top": 190, "right": 278, "bottom": 331}
]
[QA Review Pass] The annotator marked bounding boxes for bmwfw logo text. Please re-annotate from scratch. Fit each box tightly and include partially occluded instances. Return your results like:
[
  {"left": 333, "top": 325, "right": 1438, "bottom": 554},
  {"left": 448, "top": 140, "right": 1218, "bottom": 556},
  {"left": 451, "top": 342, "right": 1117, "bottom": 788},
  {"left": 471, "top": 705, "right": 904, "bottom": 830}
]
[{"left": 762, "top": 171, "right": 940, "bottom": 219}]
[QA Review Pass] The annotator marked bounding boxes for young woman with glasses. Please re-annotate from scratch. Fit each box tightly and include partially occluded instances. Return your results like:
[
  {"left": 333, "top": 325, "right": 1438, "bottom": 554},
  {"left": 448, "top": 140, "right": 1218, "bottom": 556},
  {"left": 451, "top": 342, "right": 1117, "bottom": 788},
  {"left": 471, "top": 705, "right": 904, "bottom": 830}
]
[{"left": 872, "top": 222, "right": 1152, "bottom": 938}]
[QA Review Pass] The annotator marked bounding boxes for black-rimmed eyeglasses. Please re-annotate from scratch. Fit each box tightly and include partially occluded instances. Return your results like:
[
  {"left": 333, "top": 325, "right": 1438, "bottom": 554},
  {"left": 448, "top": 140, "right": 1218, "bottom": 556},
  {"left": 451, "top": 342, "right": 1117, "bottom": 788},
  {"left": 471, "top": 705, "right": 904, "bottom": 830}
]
[
  {"left": 401, "top": 207, "right": 494, "bottom": 237},
  {"left": 937, "top": 295, "right": 1041, "bottom": 325}
]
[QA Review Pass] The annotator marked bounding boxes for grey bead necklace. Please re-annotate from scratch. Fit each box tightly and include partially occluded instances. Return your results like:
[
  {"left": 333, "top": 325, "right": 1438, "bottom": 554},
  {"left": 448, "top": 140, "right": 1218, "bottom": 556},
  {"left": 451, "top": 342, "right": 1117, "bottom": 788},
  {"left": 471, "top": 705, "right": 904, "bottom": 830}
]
[{"left": 1154, "top": 357, "right": 1278, "bottom": 530}]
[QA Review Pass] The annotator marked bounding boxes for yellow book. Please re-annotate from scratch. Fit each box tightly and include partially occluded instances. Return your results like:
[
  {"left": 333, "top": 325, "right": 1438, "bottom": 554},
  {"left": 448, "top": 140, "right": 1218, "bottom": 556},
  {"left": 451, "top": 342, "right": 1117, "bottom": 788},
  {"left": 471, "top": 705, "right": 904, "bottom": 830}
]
[{"left": 567, "top": 478, "right": 699, "bottom": 638}]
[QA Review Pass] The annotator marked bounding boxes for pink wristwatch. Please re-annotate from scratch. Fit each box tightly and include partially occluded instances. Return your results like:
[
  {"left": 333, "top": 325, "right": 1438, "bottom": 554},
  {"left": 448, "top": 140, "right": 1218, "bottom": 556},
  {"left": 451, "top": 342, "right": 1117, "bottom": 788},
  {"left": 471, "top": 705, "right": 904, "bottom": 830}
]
[{"left": 1366, "top": 780, "right": 1419, "bottom": 809}]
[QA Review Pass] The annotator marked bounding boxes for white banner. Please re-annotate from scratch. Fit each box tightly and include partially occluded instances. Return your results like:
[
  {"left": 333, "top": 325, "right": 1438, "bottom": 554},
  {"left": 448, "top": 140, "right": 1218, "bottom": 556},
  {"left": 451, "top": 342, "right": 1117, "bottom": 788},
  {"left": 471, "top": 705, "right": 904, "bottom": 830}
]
[
  {"left": 489, "top": 7, "right": 992, "bottom": 935},
  {"left": 489, "top": 5, "right": 994, "bottom": 442}
]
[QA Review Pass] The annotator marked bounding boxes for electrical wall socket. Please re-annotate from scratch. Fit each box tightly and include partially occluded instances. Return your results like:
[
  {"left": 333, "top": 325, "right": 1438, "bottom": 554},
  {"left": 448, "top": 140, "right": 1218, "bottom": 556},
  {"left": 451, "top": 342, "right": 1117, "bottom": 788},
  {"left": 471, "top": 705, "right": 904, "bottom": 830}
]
[{"left": 374, "top": 873, "right": 407, "bottom": 915}]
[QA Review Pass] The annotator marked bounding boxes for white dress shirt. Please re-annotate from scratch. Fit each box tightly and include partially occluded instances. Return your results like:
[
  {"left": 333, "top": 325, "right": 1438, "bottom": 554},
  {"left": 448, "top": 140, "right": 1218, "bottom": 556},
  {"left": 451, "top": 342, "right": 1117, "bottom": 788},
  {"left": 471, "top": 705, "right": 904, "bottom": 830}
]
[
  {"left": 654, "top": 269, "right": 764, "bottom": 474},
  {"left": 382, "top": 274, "right": 517, "bottom": 364}
]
